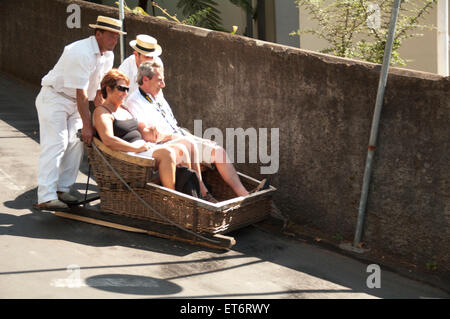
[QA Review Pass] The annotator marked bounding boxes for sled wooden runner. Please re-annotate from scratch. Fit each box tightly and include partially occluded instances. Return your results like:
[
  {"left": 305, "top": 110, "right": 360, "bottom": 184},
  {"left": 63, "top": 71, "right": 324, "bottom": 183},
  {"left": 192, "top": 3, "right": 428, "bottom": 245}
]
[{"left": 52, "top": 202, "right": 236, "bottom": 250}]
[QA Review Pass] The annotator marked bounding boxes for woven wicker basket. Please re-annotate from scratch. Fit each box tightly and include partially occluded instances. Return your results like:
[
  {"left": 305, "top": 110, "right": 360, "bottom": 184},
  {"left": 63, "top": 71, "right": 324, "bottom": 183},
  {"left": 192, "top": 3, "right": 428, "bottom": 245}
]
[{"left": 86, "top": 138, "right": 274, "bottom": 234}]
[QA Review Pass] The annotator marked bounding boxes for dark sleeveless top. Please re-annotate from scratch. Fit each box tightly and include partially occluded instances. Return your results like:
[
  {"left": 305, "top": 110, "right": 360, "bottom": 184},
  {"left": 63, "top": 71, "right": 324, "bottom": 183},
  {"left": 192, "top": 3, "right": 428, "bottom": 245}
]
[{"left": 100, "top": 106, "right": 142, "bottom": 143}]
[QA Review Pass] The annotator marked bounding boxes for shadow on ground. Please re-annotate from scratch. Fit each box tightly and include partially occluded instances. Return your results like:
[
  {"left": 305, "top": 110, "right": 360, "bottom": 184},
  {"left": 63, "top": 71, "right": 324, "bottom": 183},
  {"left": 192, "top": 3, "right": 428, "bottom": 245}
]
[{"left": 3, "top": 185, "right": 449, "bottom": 299}]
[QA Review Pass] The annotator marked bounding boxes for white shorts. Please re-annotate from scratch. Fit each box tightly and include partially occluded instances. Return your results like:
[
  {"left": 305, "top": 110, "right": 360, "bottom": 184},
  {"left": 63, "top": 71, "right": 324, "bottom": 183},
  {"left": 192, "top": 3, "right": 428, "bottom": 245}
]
[
  {"left": 128, "top": 136, "right": 220, "bottom": 164},
  {"left": 127, "top": 139, "right": 181, "bottom": 160},
  {"left": 170, "top": 135, "right": 218, "bottom": 164}
]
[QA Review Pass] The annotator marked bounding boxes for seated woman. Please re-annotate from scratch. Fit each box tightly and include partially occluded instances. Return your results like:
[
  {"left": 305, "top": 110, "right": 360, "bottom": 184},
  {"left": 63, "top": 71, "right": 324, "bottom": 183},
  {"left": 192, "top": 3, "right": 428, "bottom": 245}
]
[{"left": 93, "top": 69, "right": 192, "bottom": 191}]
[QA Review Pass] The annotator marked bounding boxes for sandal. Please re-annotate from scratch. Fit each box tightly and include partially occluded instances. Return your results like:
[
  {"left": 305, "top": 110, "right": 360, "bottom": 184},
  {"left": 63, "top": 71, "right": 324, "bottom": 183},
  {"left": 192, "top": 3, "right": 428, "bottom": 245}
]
[{"left": 250, "top": 178, "right": 270, "bottom": 194}]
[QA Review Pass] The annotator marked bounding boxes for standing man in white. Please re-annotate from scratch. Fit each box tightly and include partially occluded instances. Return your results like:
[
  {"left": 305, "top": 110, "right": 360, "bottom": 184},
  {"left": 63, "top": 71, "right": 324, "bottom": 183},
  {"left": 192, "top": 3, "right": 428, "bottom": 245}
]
[
  {"left": 118, "top": 34, "right": 163, "bottom": 96},
  {"left": 36, "top": 16, "right": 126, "bottom": 209}
]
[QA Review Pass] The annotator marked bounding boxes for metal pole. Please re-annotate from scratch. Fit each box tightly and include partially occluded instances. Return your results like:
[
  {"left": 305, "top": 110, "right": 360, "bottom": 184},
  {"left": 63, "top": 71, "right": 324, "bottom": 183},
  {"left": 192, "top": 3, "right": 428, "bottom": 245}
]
[
  {"left": 437, "top": 0, "right": 449, "bottom": 76},
  {"left": 119, "top": 0, "right": 125, "bottom": 64},
  {"left": 353, "top": 0, "right": 402, "bottom": 247}
]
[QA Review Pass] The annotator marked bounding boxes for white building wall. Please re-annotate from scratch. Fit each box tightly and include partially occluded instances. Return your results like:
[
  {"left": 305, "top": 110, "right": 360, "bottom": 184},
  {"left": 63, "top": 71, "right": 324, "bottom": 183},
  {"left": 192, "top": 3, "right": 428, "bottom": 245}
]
[
  {"left": 296, "top": 0, "right": 450, "bottom": 75},
  {"left": 274, "top": 0, "right": 299, "bottom": 47}
]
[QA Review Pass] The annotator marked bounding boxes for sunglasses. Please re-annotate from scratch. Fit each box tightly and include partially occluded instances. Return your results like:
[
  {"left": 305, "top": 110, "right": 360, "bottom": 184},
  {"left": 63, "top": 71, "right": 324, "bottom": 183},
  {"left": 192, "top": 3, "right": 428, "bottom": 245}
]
[{"left": 115, "top": 85, "right": 129, "bottom": 92}]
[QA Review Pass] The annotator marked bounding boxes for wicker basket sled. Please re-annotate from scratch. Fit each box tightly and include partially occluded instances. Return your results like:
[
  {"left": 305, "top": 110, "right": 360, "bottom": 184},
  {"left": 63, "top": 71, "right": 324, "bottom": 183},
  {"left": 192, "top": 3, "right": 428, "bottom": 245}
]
[{"left": 50, "top": 137, "right": 276, "bottom": 250}]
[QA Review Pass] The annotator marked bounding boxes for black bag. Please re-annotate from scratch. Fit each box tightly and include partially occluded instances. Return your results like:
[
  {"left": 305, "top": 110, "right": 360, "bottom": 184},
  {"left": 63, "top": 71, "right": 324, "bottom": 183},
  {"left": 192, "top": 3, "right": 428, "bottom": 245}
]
[{"left": 175, "top": 166, "right": 201, "bottom": 198}]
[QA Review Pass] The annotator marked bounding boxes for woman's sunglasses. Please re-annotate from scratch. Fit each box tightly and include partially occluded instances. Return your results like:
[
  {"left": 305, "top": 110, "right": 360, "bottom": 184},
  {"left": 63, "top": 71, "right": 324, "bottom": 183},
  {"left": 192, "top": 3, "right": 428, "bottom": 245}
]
[{"left": 115, "top": 85, "right": 129, "bottom": 93}]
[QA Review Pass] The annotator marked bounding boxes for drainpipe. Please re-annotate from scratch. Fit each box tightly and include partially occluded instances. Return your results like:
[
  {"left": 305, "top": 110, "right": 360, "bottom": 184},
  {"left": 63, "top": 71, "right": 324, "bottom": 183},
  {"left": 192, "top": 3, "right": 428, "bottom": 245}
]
[
  {"left": 119, "top": 0, "right": 125, "bottom": 64},
  {"left": 257, "top": 0, "right": 266, "bottom": 40},
  {"left": 246, "top": 6, "right": 254, "bottom": 38},
  {"left": 437, "top": 0, "right": 449, "bottom": 76},
  {"left": 353, "top": 0, "right": 402, "bottom": 247}
]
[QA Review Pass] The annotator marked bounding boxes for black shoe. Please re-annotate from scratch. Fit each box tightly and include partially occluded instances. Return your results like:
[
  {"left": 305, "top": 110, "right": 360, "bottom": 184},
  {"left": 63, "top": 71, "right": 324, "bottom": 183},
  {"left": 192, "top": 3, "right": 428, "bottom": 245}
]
[{"left": 250, "top": 178, "right": 270, "bottom": 194}]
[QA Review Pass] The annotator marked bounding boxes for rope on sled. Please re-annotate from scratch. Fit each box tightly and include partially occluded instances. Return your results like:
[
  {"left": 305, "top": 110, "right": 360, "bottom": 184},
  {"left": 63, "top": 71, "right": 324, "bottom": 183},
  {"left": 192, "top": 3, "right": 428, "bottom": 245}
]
[{"left": 91, "top": 142, "right": 221, "bottom": 245}]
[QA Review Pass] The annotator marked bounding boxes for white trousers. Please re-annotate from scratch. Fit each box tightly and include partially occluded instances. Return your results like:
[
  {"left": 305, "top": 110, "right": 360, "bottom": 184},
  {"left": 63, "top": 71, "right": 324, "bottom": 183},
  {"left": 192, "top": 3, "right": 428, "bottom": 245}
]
[{"left": 35, "top": 87, "right": 84, "bottom": 204}]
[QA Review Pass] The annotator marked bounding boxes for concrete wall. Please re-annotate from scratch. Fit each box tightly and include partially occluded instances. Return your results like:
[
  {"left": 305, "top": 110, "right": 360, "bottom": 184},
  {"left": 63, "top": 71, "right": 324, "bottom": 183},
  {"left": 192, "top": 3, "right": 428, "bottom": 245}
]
[{"left": 1, "top": 0, "right": 449, "bottom": 281}]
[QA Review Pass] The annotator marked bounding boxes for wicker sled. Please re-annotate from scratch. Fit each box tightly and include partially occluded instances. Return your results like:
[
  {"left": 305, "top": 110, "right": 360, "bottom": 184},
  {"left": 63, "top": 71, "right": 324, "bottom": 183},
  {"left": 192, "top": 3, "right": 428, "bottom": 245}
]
[{"left": 51, "top": 137, "right": 276, "bottom": 250}]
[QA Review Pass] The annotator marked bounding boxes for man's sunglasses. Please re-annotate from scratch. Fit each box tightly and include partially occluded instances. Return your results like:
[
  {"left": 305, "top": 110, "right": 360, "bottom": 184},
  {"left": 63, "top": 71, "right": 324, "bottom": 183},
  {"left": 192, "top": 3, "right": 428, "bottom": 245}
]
[{"left": 115, "top": 85, "right": 129, "bottom": 92}]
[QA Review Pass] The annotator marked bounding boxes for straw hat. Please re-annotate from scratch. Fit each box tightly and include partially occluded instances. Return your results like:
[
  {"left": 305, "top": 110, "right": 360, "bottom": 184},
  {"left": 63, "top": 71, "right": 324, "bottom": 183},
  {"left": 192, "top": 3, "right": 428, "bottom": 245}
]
[
  {"left": 89, "top": 15, "right": 126, "bottom": 35},
  {"left": 129, "top": 35, "right": 162, "bottom": 57}
]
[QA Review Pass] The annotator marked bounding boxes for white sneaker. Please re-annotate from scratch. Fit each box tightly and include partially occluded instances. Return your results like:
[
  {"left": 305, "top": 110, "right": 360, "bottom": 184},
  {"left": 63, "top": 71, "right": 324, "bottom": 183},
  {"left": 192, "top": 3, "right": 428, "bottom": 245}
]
[{"left": 57, "top": 192, "right": 78, "bottom": 204}]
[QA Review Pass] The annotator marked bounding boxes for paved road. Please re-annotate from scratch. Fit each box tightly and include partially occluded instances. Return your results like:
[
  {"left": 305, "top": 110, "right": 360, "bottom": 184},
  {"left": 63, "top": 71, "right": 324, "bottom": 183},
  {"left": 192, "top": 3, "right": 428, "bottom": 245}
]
[{"left": 0, "top": 72, "right": 448, "bottom": 300}]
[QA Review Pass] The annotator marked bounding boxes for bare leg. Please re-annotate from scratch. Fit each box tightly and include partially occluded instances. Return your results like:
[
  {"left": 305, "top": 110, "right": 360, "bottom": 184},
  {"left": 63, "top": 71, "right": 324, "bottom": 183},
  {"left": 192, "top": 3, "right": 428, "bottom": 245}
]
[
  {"left": 176, "top": 137, "right": 249, "bottom": 197},
  {"left": 169, "top": 143, "right": 191, "bottom": 168},
  {"left": 152, "top": 148, "right": 176, "bottom": 190},
  {"left": 171, "top": 137, "right": 209, "bottom": 197},
  {"left": 212, "top": 147, "right": 249, "bottom": 197}
]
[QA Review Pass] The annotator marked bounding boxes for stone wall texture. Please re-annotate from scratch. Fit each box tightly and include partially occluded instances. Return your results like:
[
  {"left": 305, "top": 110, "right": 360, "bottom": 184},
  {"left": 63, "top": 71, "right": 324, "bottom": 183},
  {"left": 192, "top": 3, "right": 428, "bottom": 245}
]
[{"left": 1, "top": 0, "right": 449, "bottom": 282}]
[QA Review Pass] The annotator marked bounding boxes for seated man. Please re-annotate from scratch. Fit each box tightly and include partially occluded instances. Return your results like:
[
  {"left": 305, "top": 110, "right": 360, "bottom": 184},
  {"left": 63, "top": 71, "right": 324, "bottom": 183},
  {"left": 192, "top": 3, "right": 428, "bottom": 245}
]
[
  {"left": 93, "top": 69, "right": 191, "bottom": 191},
  {"left": 125, "top": 61, "right": 269, "bottom": 198},
  {"left": 118, "top": 34, "right": 164, "bottom": 96}
]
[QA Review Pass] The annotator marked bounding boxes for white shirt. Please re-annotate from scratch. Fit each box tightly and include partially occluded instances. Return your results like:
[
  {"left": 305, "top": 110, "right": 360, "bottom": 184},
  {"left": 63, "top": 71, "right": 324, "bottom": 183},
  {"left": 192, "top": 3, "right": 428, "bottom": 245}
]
[
  {"left": 41, "top": 36, "right": 114, "bottom": 101},
  {"left": 126, "top": 88, "right": 180, "bottom": 135},
  {"left": 118, "top": 54, "right": 164, "bottom": 96}
]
